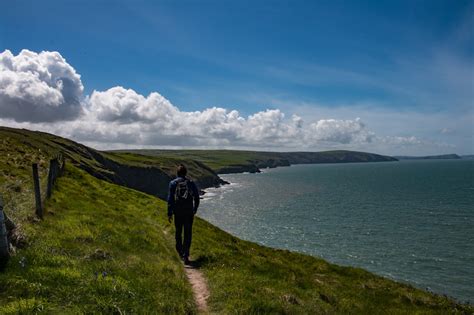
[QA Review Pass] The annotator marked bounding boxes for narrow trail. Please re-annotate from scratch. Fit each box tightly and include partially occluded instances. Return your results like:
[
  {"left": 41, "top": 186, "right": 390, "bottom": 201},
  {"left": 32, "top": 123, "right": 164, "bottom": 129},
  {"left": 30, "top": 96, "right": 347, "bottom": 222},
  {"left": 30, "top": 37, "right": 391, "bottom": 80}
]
[{"left": 184, "top": 264, "right": 210, "bottom": 313}]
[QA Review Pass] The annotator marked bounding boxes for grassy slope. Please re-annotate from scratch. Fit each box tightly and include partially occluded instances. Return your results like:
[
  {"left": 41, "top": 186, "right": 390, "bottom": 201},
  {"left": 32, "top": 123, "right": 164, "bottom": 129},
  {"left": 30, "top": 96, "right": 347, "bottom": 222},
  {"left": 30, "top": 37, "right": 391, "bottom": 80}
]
[
  {"left": 1, "top": 128, "right": 57, "bottom": 227},
  {"left": 114, "top": 149, "right": 396, "bottom": 174},
  {"left": 0, "top": 126, "right": 220, "bottom": 181},
  {"left": 1, "top": 164, "right": 470, "bottom": 314},
  {"left": 0, "top": 165, "right": 195, "bottom": 314},
  {"left": 0, "top": 127, "right": 220, "bottom": 221},
  {"left": 113, "top": 149, "right": 285, "bottom": 171},
  {"left": 192, "top": 221, "right": 470, "bottom": 314},
  {"left": 1, "top": 127, "right": 472, "bottom": 313},
  {"left": 108, "top": 151, "right": 220, "bottom": 185}
]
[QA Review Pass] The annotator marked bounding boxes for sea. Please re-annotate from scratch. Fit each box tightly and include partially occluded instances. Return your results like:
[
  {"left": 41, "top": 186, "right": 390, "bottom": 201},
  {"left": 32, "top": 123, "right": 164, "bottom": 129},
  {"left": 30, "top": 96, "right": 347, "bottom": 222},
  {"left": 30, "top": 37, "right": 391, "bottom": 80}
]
[{"left": 199, "top": 159, "right": 474, "bottom": 303}]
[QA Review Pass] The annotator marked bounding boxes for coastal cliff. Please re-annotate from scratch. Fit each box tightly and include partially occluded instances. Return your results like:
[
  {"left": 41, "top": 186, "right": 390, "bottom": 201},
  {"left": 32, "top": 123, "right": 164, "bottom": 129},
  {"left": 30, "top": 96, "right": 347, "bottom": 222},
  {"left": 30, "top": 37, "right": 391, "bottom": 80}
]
[
  {"left": 0, "top": 127, "right": 225, "bottom": 200},
  {"left": 1, "top": 126, "right": 471, "bottom": 313},
  {"left": 116, "top": 149, "right": 397, "bottom": 175},
  {"left": 0, "top": 127, "right": 396, "bottom": 200}
]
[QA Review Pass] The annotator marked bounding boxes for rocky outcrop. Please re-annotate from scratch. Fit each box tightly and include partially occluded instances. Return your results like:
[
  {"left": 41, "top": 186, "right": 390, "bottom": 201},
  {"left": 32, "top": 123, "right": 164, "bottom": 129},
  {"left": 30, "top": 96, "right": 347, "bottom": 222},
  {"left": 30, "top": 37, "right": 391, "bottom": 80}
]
[
  {"left": 76, "top": 154, "right": 226, "bottom": 199},
  {"left": 217, "top": 164, "right": 261, "bottom": 174},
  {"left": 217, "top": 158, "right": 291, "bottom": 174},
  {"left": 50, "top": 138, "right": 225, "bottom": 198},
  {"left": 254, "top": 158, "right": 291, "bottom": 169}
]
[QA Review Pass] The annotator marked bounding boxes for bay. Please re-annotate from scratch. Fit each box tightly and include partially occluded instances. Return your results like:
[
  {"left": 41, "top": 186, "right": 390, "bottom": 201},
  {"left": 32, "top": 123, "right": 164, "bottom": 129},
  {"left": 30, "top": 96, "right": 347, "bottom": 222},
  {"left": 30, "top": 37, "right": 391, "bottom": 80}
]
[{"left": 200, "top": 160, "right": 474, "bottom": 303}]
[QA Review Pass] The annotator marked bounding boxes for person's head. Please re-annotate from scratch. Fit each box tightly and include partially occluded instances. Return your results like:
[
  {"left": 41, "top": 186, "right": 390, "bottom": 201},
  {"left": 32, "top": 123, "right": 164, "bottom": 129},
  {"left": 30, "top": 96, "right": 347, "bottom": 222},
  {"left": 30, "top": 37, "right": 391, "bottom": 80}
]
[{"left": 177, "top": 164, "right": 187, "bottom": 177}]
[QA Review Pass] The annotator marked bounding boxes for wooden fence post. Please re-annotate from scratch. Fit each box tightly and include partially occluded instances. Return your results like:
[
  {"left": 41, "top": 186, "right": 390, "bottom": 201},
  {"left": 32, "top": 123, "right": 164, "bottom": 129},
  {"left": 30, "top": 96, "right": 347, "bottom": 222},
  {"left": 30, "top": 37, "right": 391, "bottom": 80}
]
[
  {"left": 47, "top": 159, "right": 53, "bottom": 199},
  {"left": 32, "top": 163, "right": 43, "bottom": 219},
  {"left": 60, "top": 157, "right": 65, "bottom": 175},
  {"left": 0, "top": 195, "right": 10, "bottom": 266},
  {"left": 46, "top": 158, "right": 59, "bottom": 199}
]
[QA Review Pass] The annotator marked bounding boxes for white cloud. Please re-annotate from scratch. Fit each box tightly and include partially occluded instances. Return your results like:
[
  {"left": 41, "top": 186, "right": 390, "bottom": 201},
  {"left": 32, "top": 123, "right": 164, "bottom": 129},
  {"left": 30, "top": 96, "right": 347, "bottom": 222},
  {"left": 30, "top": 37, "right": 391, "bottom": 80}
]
[
  {"left": 1, "top": 49, "right": 455, "bottom": 155},
  {"left": 308, "top": 118, "right": 374, "bottom": 144},
  {"left": 440, "top": 128, "right": 453, "bottom": 135},
  {"left": 380, "top": 136, "right": 422, "bottom": 145},
  {"left": 83, "top": 88, "right": 310, "bottom": 147},
  {"left": 0, "top": 49, "right": 83, "bottom": 122},
  {"left": 88, "top": 87, "right": 178, "bottom": 124}
]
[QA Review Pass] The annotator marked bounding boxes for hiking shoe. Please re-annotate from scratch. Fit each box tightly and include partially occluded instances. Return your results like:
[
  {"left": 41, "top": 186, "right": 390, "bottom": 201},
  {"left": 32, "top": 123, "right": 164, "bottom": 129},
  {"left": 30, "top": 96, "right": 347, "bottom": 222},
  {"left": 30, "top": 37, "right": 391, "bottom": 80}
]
[{"left": 183, "top": 256, "right": 191, "bottom": 265}]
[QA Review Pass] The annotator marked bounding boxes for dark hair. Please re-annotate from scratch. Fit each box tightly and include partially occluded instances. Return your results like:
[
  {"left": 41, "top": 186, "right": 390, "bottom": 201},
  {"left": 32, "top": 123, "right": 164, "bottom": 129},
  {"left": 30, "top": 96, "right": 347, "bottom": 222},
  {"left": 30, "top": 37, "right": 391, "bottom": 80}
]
[{"left": 177, "top": 164, "right": 187, "bottom": 177}]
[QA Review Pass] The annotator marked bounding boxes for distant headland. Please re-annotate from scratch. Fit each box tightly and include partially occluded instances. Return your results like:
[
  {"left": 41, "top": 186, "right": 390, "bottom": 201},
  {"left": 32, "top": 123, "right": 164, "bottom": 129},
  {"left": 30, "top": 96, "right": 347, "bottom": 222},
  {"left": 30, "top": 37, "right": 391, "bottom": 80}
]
[{"left": 394, "top": 154, "right": 461, "bottom": 160}]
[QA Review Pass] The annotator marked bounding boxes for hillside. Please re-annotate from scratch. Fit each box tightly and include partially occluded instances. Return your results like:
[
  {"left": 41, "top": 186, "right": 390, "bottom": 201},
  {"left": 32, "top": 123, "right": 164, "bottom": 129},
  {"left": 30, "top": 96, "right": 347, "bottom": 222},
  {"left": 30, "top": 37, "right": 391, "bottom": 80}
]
[
  {"left": 394, "top": 154, "right": 461, "bottom": 160},
  {"left": 115, "top": 149, "right": 397, "bottom": 174},
  {"left": 0, "top": 127, "right": 395, "bottom": 208},
  {"left": 0, "top": 127, "right": 224, "bottom": 204},
  {"left": 0, "top": 127, "right": 471, "bottom": 313},
  {"left": 0, "top": 164, "right": 196, "bottom": 313}
]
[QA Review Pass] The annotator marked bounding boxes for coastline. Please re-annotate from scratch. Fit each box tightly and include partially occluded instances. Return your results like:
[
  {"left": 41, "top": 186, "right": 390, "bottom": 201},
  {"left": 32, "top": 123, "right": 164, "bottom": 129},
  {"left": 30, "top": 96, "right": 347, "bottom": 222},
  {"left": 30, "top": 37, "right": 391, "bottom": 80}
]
[
  {"left": 204, "top": 157, "right": 400, "bottom": 193},
  {"left": 1, "top": 126, "right": 471, "bottom": 312},
  {"left": 199, "top": 161, "right": 474, "bottom": 304}
]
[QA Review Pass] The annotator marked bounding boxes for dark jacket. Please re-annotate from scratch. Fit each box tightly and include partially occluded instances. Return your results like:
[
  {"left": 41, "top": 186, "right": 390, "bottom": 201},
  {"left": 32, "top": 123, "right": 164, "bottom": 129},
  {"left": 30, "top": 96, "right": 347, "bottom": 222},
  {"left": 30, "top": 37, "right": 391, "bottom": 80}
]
[{"left": 167, "top": 177, "right": 200, "bottom": 217}]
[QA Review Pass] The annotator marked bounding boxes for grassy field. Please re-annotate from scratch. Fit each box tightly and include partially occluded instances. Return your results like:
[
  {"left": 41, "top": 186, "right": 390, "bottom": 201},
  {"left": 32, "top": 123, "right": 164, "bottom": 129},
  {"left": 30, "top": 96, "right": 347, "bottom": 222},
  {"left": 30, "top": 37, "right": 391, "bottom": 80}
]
[
  {"left": 107, "top": 151, "right": 220, "bottom": 185},
  {"left": 112, "top": 149, "right": 288, "bottom": 172},
  {"left": 1, "top": 127, "right": 472, "bottom": 313},
  {"left": 193, "top": 220, "right": 470, "bottom": 314},
  {"left": 114, "top": 149, "right": 397, "bottom": 174},
  {"left": 1, "top": 162, "right": 470, "bottom": 314},
  {"left": 0, "top": 165, "right": 195, "bottom": 313},
  {"left": 0, "top": 127, "right": 221, "bottom": 219}
]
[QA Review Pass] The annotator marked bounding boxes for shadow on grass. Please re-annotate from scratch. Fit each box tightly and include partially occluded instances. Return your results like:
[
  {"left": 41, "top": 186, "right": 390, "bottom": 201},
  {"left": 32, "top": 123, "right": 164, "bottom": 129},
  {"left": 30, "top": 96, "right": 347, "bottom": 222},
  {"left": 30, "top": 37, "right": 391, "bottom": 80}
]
[
  {"left": 0, "top": 259, "right": 7, "bottom": 272},
  {"left": 189, "top": 255, "right": 215, "bottom": 269}
]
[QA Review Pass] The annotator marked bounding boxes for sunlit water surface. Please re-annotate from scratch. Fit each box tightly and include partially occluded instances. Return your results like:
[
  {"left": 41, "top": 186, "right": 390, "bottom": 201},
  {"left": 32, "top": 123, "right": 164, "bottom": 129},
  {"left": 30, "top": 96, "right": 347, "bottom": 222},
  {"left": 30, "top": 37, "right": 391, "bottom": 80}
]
[{"left": 199, "top": 160, "right": 474, "bottom": 302}]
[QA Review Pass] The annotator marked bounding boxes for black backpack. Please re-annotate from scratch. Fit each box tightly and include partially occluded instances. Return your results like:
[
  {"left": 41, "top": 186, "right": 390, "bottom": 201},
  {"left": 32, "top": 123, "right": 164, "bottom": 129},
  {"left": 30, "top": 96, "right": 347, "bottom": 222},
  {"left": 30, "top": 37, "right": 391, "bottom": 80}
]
[{"left": 174, "top": 179, "right": 194, "bottom": 210}]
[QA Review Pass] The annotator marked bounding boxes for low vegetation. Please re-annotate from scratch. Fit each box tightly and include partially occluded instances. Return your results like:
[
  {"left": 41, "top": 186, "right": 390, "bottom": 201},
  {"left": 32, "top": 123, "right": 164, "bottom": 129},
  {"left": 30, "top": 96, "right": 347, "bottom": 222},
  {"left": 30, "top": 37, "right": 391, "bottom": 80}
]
[
  {"left": 114, "top": 149, "right": 397, "bottom": 174},
  {"left": 193, "top": 220, "right": 469, "bottom": 314},
  {"left": 0, "top": 127, "right": 471, "bottom": 313},
  {"left": 0, "top": 165, "right": 195, "bottom": 313}
]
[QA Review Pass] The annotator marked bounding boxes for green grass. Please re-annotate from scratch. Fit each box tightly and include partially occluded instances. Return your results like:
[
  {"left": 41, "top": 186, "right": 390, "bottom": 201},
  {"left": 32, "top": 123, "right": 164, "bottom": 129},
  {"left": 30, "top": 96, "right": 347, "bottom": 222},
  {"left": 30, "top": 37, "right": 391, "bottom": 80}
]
[
  {"left": 0, "top": 165, "right": 195, "bottom": 314},
  {"left": 113, "top": 149, "right": 397, "bottom": 174},
  {"left": 0, "top": 129, "right": 53, "bottom": 227},
  {"left": 112, "top": 149, "right": 291, "bottom": 171},
  {"left": 107, "top": 151, "right": 218, "bottom": 182},
  {"left": 0, "top": 127, "right": 218, "bottom": 227},
  {"left": 2, "top": 163, "right": 470, "bottom": 314},
  {"left": 191, "top": 219, "right": 471, "bottom": 314},
  {"left": 1, "top": 126, "right": 472, "bottom": 314}
]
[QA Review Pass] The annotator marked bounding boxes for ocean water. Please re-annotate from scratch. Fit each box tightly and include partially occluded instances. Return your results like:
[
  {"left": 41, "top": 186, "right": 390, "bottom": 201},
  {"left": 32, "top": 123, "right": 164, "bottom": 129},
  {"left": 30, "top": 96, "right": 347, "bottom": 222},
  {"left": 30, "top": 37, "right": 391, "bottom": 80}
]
[{"left": 200, "top": 160, "right": 474, "bottom": 302}]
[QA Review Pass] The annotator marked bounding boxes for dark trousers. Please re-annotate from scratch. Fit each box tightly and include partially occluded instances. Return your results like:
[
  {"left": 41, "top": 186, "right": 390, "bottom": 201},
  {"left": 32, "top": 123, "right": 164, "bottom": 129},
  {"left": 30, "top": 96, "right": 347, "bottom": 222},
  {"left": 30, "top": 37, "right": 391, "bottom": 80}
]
[{"left": 174, "top": 212, "right": 194, "bottom": 258}]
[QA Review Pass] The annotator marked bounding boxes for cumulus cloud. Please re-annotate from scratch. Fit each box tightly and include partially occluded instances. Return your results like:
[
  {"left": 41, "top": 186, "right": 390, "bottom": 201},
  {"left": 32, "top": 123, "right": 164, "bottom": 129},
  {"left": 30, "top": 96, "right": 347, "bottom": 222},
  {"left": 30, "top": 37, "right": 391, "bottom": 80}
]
[
  {"left": 82, "top": 87, "right": 311, "bottom": 147},
  {"left": 0, "top": 49, "right": 433, "bottom": 153},
  {"left": 0, "top": 49, "right": 83, "bottom": 122},
  {"left": 88, "top": 87, "right": 178, "bottom": 124},
  {"left": 308, "top": 118, "right": 374, "bottom": 144},
  {"left": 382, "top": 136, "right": 422, "bottom": 145}
]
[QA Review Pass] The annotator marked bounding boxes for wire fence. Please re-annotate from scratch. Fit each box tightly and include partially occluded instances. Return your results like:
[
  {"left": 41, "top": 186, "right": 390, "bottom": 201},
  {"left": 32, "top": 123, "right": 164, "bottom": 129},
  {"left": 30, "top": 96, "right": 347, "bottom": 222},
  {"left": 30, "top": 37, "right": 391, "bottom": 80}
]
[
  {"left": 0, "top": 153, "right": 66, "bottom": 266},
  {"left": 32, "top": 153, "right": 66, "bottom": 219}
]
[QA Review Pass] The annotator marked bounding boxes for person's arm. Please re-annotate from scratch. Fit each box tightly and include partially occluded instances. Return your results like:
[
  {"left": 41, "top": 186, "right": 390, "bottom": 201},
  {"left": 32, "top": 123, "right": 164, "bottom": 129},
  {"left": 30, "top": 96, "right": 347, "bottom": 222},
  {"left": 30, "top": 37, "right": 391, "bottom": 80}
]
[
  {"left": 167, "top": 181, "right": 176, "bottom": 220},
  {"left": 192, "top": 182, "right": 200, "bottom": 214}
]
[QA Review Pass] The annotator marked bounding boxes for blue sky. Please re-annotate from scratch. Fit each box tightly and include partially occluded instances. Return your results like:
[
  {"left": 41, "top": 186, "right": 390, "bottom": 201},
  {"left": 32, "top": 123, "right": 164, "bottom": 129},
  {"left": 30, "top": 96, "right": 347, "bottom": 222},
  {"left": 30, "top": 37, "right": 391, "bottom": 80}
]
[{"left": 0, "top": 0, "right": 473, "bottom": 154}]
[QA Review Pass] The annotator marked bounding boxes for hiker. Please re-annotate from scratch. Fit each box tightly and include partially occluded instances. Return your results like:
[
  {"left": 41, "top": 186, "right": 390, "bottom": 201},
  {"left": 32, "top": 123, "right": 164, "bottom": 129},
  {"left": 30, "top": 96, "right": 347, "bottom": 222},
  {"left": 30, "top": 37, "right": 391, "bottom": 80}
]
[{"left": 167, "top": 164, "right": 200, "bottom": 265}]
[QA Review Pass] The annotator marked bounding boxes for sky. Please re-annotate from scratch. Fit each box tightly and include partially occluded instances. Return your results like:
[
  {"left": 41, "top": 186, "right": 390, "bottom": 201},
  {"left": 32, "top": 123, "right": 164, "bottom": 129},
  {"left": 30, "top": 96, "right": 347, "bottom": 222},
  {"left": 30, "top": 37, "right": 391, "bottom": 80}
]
[{"left": 0, "top": 0, "right": 473, "bottom": 155}]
